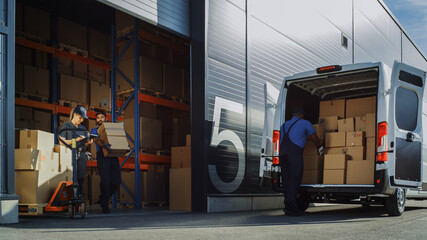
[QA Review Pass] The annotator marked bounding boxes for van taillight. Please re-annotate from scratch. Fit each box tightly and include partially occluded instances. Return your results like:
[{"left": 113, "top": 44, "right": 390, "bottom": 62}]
[
  {"left": 272, "top": 130, "right": 280, "bottom": 165},
  {"left": 377, "top": 122, "right": 388, "bottom": 162}
]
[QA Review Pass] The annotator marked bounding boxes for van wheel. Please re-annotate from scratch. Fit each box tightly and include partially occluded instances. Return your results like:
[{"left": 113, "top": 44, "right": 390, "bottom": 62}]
[
  {"left": 297, "top": 194, "right": 311, "bottom": 212},
  {"left": 384, "top": 188, "right": 406, "bottom": 216}
]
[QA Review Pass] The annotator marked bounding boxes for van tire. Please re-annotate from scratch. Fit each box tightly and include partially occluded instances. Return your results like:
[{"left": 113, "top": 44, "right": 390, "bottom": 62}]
[
  {"left": 384, "top": 188, "right": 406, "bottom": 216},
  {"left": 297, "top": 194, "right": 310, "bottom": 212}
]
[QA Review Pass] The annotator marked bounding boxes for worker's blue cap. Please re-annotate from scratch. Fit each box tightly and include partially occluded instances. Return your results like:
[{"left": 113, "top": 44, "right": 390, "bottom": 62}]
[
  {"left": 292, "top": 107, "right": 306, "bottom": 115},
  {"left": 74, "top": 106, "right": 88, "bottom": 119}
]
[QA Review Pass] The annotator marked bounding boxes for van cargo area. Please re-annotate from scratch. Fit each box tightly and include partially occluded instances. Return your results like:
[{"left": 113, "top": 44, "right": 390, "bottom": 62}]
[{"left": 284, "top": 68, "right": 378, "bottom": 187}]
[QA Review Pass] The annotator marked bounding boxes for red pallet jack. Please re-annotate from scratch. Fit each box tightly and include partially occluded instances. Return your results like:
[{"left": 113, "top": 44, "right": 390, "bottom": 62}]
[{"left": 42, "top": 128, "right": 92, "bottom": 219}]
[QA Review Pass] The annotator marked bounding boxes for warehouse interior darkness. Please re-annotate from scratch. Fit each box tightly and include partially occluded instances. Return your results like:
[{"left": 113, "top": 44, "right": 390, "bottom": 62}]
[{"left": 14, "top": 0, "right": 192, "bottom": 212}]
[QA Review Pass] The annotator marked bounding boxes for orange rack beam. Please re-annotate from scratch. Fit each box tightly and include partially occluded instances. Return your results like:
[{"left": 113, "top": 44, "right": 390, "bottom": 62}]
[
  {"left": 117, "top": 153, "right": 171, "bottom": 166},
  {"left": 15, "top": 98, "right": 55, "bottom": 112},
  {"left": 117, "top": 93, "right": 190, "bottom": 112},
  {"left": 15, "top": 98, "right": 123, "bottom": 121},
  {"left": 87, "top": 160, "right": 149, "bottom": 170},
  {"left": 15, "top": 37, "right": 111, "bottom": 70}
]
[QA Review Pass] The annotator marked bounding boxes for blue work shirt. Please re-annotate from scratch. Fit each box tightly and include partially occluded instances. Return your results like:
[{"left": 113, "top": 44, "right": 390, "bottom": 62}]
[
  {"left": 280, "top": 116, "right": 315, "bottom": 149},
  {"left": 90, "top": 127, "right": 100, "bottom": 152}
]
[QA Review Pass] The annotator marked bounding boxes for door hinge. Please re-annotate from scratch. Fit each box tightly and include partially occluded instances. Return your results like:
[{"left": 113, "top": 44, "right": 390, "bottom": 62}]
[{"left": 383, "top": 89, "right": 391, "bottom": 96}]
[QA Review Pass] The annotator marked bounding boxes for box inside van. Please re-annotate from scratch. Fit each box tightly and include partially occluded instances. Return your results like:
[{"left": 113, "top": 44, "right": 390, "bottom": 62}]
[{"left": 284, "top": 68, "right": 379, "bottom": 185}]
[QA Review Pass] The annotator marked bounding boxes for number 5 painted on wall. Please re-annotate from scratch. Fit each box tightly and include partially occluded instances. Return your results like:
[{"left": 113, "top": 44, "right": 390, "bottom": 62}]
[{"left": 209, "top": 96, "right": 245, "bottom": 193}]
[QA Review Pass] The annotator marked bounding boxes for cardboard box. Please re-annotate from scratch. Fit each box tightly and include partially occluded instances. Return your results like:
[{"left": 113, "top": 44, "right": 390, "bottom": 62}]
[
  {"left": 346, "top": 160, "right": 375, "bottom": 184},
  {"left": 302, "top": 169, "right": 322, "bottom": 184},
  {"left": 123, "top": 118, "right": 162, "bottom": 149},
  {"left": 173, "top": 118, "right": 190, "bottom": 147},
  {"left": 325, "top": 132, "right": 346, "bottom": 147},
  {"left": 98, "top": 122, "right": 130, "bottom": 157},
  {"left": 58, "top": 57, "right": 73, "bottom": 75},
  {"left": 304, "top": 155, "right": 323, "bottom": 170},
  {"left": 54, "top": 145, "right": 72, "bottom": 172},
  {"left": 171, "top": 146, "right": 191, "bottom": 169},
  {"left": 324, "top": 154, "right": 348, "bottom": 169},
  {"left": 157, "top": 106, "right": 173, "bottom": 134},
  {"left": 119, "top": 171, "right": 135, "bottom": 203},
  {"left": 323, "top": 169, "right": 346, "bottom": 184},
  {"left": 338, "top": 118, "right": 354, "bottom": 132},
  {"left": 142, "top": 172, "right": 167, "bottom": 202},
  {"left": 16, "top": 46, "right": 32, "bottom": 66},
  {"left": 60, "top": 74, "right": 88, "bottom": 103},
  {"left": 24, "top": 65, "right": 50, "bottom": 97},
  {"left": 15, "top": 149, "right": 40, "bottom": 170},
  {"left": 117, "top": 57, "right": 163, "bottom": 92},
  {"left": 15, "top": 106, "right": 33, "bottom": 121},
  {"left": 35, "top": 50, "right": 48, "bottom": 69},
  {"left": 115, "top": 9, "right": 134, "bottom": 35},
  {"left": 90, "top": 81, "right": 111, "bottom": 108},
  {"left": 169, "top": 168, "right": 191, "bottom": 211},
  {"left": 20, "top": 130, "right": 54, "bottom": 152},
  {"left": 303, "top": 140, "right": 318, "bottom": 156},
  {"left": 58, "top": 18, "right": 87, "bottom": 50},
  {"left": 345, "top": 96, "right": 376, "bottom": 118},
  {"left": 366, "top": 137, "right": 376, "bottom": 161},
  {"left": 124, "top": 98, "right": 158, "bottom": 119},
  {"left": 164, "top": 64, "right": 183, "bottom": 97},
  {"left": 15, "top": 63, "right": 24, "bottom": 93},
  {"left": 88, "top": 28, "right": 110, "bottom": 58},
  {"left": 89, "top": 65, "right": 106, "bottom": 83},
  {"left": 319, "top": 99, "right": 345, "bottom": 118},
  {"left": 366, "top": 113, "right": 376, "bottom": 137},
  {"left": 319, "top": 116, "right": 339, "bottom": 132},
  {"left": 73, "top": 61, "right": 88, "bottom": 79},
  {"left": 312, "top": 124, "right": 324, "bottom": 140},
  {"left": 24, "top": 5, "right": 51, "bottom": 40},
  {"left": 34, "top": 110, "right": 52, "bottom": 133},
  {"left": 15, "top": 169, "right": 57, "bottom": 203},
  {"left": 186, "top": 135, "right": 191, "bottom": 147},
  {"left": 15, "top": 152, "right": 60, "bottom": 203},
  {"left": 355, "top": 116, "right": 366, "bottom": 131},
  {"left": 326, "top": 146, "right": 365, "bottom": 160},
  {"left": 346, "top": 131, "right": 365, "bottom": 147},
  {"left": 142, "top": 57, "right": 164, "bottom": 92}
]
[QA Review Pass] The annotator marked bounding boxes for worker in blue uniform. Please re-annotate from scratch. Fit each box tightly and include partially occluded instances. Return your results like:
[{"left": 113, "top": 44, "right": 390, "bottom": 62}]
[
  {"left": 91, "top": 111, "right": 121, "bottom": 213},
  {"left": 280, "top": 107, "right": 323, "bottom": 216}
]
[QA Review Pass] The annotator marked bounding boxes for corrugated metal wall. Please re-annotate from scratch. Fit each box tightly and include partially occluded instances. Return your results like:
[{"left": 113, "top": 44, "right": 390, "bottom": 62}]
[
  {"left": 99, "top": 0, "right": 190, "bottom": 37},
  {"left": 206, "top": 0, "right": 427, "bottom": 195}
]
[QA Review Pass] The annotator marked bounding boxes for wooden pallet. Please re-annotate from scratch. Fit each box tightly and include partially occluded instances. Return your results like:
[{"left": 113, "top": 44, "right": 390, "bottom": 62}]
[
  {"left": 18, "top": 203, "right": 47, "bottom": 216},
  {"left": 88, "top": 106, "right": 112, "bottom": 114},
  {"left": 142, "top": 201, "right": 167, "bottom": 208},
  {"left": 117, "top": 88, "right": 186, "bottom": 104},
  {"left": 16, "top": 31, "right": 48, "bottom": 45},
  {"left": 16, "top": 92, "right": 49, "bottom": 103},
  {"left": 58, "top": 43, "right": 89, "bottom": 57},
  {"left": 141, "top": 149, "right": 171, "bottom": 156},
  {"left": 58, "top": 100, "right": 88, "bottom": 109}
]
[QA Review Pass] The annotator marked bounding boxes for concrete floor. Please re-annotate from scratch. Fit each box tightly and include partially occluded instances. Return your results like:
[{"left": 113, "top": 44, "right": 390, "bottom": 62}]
[{"left": 1, "top": 200, "right": 427, "bottom": 240}]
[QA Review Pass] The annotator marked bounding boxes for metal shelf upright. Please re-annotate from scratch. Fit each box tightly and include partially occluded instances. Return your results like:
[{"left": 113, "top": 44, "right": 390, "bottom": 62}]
[{"left": 111, "top": 18, "right": 142, "bottom": 209}]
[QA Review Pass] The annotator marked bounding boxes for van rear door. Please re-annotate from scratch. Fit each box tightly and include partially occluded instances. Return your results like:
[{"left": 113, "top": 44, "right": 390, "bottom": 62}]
[
  {"left": 260, "top": 82, "right": 280, "bottom": 179},
  {"left": 388, "top": 61, "right": 426, "bottom": 188}
]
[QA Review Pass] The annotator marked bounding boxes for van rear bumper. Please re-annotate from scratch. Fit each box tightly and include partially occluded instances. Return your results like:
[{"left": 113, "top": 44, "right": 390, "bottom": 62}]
[{"left": 300, "top": 170, "right": 388, "bottom": 195}]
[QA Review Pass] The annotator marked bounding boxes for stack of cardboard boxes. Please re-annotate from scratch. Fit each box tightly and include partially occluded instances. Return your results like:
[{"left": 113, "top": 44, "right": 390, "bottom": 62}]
[
  {"left": 169, "top": 135, "right": 191, "bottom": 211},
  {"left": 15, "top": 130, "right": 72, "bottom": 203},
  {"left": 303, "top": 96, "right": 376, "bottom": 185},
  {"left": 302, "top": 125, "right": 324, "bottom": 184}
]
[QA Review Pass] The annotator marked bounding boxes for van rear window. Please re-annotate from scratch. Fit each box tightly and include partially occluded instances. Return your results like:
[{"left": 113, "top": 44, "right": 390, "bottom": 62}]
[
  {"left": 399, "top": 70, "right": 423, "bottom": 87},
  {"left": 396, "top": 87, "right": 418, "bottom": 131}
]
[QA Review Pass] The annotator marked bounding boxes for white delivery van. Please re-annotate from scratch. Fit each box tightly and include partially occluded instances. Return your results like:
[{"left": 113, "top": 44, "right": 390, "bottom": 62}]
[{"left": 260, "top": 61, "right": 427, "bottom": 216}]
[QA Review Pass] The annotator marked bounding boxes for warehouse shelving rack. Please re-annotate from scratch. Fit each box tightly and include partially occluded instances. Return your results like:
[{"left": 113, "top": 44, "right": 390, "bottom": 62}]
[
  {"left": 111, "top": 18, "right": 190, "bottom": 209},
  {"left": 15, "top": 15, "right": 190, "bottom": 209}
]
